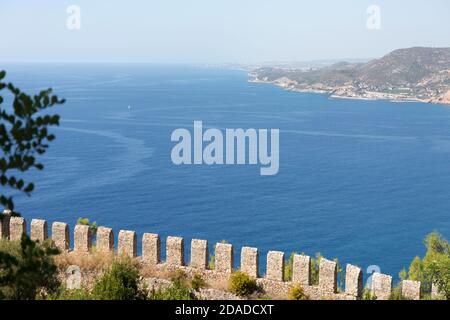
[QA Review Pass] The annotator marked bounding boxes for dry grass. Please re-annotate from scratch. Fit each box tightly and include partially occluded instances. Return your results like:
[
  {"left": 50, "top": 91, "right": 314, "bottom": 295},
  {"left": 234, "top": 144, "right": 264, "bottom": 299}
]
[
  {"left": 55, "top": 250, "right": 116, "bottom": 271},
  {"left": 139, "top": 262, "right": 182, "bottom": 280},
  {"left": 138, "top": 263, "right": 229, "bottom": 291}
]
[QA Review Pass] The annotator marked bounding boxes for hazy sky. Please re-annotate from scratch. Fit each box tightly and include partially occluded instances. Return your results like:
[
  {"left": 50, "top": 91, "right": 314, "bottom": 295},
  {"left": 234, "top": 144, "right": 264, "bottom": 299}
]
[{"left": 1, "top": 0, "right": 449, "bottom": 63}]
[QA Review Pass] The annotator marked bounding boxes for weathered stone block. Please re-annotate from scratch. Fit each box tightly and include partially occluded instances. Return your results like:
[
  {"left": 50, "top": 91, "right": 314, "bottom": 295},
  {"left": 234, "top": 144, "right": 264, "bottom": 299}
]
[
  {"left": 319, "top": 258, "right": 337, "bottom": 293},
  {"left": 215, "top": 243, "right": 233, "bottom": 273},
  {"left": 96, "top": 227, "right": 114, "bottom": 252},
  {"left": 402, "top": 280, "right": 421, "bottom": 300},
  {"left": 52, "top": 222, "right": 70, "bottom": 251},
  {"left": 142, "top": 233, "right": 161, "bottom": 264},
  {"left": 9, "top": 216, "right": 26, "bottom": 241},
  {"left": 30, "top": 219, "right": 48, "bottom": 243},
  {"left": 345, "top": 264, "right": 363, "bottom": 298},
  {"left": 241, "top": 247, "right": 259, "bottom": 278},
  {"left": 266, "top": 251, "right": 284, "bottom": 281},
  {"left": 372, "top": 272, "right": 392, "bottom": 300},
  {"left": 292, "top": 254, "right": 311, "bottom": 286},
  {"left": 0, "top": 210, "right": 11, "bottom": 239},
  {"left": 118, "top": 230, "right": 137, "bottom": 258},
  {"left": 74, "top": 224, "right": 92, "bottom": 252},
  {"left": 166, "top": 236, "right": 184, "bottom": 266},
  {"left": 66, "top": 265, "right": 81, "bottom": 290},
  {"left": 190, "top": 239, "right": 208, "bottom": 269}
]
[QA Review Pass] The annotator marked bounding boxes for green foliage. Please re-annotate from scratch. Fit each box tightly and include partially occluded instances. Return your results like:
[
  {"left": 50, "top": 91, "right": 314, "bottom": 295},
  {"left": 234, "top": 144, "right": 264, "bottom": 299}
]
[
  {"left": 150, "top": 282, "right": 192, "bottom": 300},
  {"left": 77, "top": 217, "right": 98, "bottom": 234},
  {"left": 229, "top": 271, "right": 257, "bottom": 297},
  {"left": 389, "top": 284, "right": 408, "bottom": 300},
  {"left": 47, "top": 286, "right": 92, "bottom": 300},
  {"left": 362, "top": 288, "right": 377, "bottom": 300},
  {"left": 334, "top": 258, "right": 344, "bottom": 291},
  {"left": 288, "top": 284, "right": 309, "bottom": 300},
  {"left": 399, "top": 268, "right": 408, "bottom": 281},
  {"left": 284, "top": 252, "right": 296, "bottom": 281},
  {"left": 191, "top": 273, "right": 205, "bottom": 291},
  {"left": 0, "top": 70, "right": 64, "bottom": 213},
  {"left": 208, "top": 254, "right": 215, "bottom": 270},
  {"left": 150, "top": 270, "right": 193, "bottom": 300},
  {"left": 401, "top": 231, "right": 450, "bottom": 299},
  {"left": 284, "top": 252, "right": 342, "bottom": 289},
  {"left": 92, "top": 259, "right": 147, "bottom": 300},
  {"left": 284, "top": 252, "right": 322, "bottom": 285},
  {"left": 408, "top": 256, "right": 425, "bottom": 282},
  {"left": 284, "top": 252, "right": 319, "bottom": 282},
  {"left": 0, "top": 234, "right": 60, "bottom": 299},
  {"left": 310, "top": 253, "right": 321, "bottom": 285}
]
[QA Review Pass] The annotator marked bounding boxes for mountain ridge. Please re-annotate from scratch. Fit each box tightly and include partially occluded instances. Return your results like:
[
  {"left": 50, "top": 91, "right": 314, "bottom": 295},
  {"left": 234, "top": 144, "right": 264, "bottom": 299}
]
[{"left": 250, "top": 47, "right": 450, "bottom": 105}]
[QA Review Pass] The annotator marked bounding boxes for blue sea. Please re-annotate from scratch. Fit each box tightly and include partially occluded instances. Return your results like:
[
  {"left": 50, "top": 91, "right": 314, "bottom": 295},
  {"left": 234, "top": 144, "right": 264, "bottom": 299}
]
[{"left": 3, "top": 64, "right": 450, "bottom": 281}]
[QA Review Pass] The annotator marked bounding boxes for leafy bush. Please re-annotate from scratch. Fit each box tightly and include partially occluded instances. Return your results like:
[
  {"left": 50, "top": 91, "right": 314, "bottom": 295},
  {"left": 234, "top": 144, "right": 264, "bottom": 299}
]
[
  {"left": 428, "top": 256, "right": 450, "bottom": 299},
  {"left": 91, "top": 259, "right": 147, "bottom": 300},
  {"left": 229, "top": 271, "right": 257, "bottom": 296},
  {"left": 389, "top": 284, "right": 408, "bottom": 300},
  {"left": 0, "top": 234, "right": 60, "bottom": 299},
  {"left": 284, "top": 252, "right": 296, "bottom": 281},
  {"left": 362, "top": 288, "right": 377, "bottom": 300},
  {"left": 47, "top": 286, "right": 92, "bottom": 300},
  {"left": 150, "top": 270, "right": 193, "bottom": 300},
  {"left": 191, "top": 273, "right": 205, "bottom": 291},
  {"left": 288, "top": 284, "right": 309, "bottom": 300},
  {"left": 401, "top": 231, "right": 450, "bottom": 299},
  {"left": 150, "top": 282, "right": 193, "bottom": 300}
]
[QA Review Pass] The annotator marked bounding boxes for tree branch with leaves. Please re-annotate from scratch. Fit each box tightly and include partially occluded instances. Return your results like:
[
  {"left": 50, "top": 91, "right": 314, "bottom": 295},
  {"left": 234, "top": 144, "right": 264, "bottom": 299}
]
[{"left": 0, "top": 70, "right": 64, "bottom": 215}]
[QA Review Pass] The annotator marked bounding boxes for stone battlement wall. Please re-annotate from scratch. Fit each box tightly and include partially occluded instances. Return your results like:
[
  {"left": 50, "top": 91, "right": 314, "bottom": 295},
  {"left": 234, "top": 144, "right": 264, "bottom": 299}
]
[{"left": 0, "top": 214, "right": 432, "bottom": 300}]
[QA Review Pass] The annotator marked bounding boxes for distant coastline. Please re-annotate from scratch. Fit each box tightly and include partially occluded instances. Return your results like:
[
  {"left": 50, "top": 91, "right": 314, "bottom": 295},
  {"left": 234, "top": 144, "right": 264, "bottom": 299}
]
[
  {"left": 248, "top": 74, "right": 444, "bottom": 105},
  {"left": 247, "top": 47, "right": 450, "bottom": 106}
]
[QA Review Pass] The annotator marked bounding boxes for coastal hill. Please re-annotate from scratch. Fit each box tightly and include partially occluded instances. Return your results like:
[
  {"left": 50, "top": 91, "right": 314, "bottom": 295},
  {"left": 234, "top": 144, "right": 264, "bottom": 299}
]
[{"left": 249, "top": 47, "right": 450, "bottom": 104}]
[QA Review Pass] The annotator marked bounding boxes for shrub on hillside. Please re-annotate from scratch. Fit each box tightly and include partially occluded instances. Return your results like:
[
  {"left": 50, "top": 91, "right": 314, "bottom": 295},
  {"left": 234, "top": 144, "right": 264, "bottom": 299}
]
[
  {"left": 288, "top": 284, "right": 309, "bottom": 300},
  {"left": 150, "top": 270, "right": 193, "bottom": 300},
  {"left": 91, "top": 259, "right": 147, "bottom": 300},
  {"left": 361, "top": 288, "right": 377, "bottom": 300},
  {"left": 389, "top": 284, "right": 408, "bottom": 300},
  {"left": 191, "top": 273, "right": 206, "bottom": 291},
  {"left": 229, "top": 271, "right": 257, "bottom": 297},
  {"left": 47, "top": 286, "right": 92, "bottom": 300},
  {"left": 0, "top": 235, "right": 60, "bottom": 300}
]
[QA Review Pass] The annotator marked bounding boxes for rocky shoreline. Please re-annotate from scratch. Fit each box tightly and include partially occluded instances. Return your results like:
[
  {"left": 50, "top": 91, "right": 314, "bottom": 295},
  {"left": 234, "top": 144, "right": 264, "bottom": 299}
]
[
  {"left": 247, "top": 48, "right": 450, "bottom": 106},
  {"left": 248, "top": 74, "right": 450, "bottom": 106}
]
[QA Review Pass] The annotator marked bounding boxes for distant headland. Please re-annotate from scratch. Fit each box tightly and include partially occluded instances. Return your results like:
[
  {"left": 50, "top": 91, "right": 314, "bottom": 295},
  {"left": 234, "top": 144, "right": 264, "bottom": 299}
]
[{"left": 248, "top": 47, "right": 450, "bottom": 105}]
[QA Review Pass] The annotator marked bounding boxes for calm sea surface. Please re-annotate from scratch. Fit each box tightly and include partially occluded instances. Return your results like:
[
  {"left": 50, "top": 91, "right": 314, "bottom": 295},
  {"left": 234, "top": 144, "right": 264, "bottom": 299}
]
[{"left": 4, "top": 64, "right": 450, "bottom": 281}]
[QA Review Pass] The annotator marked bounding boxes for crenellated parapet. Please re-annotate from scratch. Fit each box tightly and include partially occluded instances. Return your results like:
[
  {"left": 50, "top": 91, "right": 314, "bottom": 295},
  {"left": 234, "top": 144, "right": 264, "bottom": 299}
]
[{"left": 0, "top": 213, "right": 431, "bottom": 300}]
